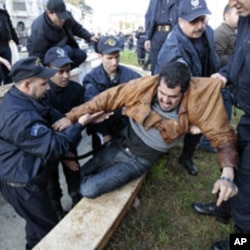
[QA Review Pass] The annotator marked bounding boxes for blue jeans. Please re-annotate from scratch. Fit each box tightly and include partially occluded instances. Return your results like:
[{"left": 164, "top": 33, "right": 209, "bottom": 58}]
[{"left": 79, "top": 140, "right": 152, "bottom": 198}]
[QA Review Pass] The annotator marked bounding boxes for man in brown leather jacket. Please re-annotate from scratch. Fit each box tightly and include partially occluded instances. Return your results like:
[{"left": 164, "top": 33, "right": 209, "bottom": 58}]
[{"left": 53, "top": 61, "right": 238, "bottom": 206}]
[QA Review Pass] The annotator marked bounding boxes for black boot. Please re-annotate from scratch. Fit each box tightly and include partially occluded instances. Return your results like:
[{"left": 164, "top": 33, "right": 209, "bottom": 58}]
[{"left": 178, "top": 155, "right": 198, "bottom": 175}]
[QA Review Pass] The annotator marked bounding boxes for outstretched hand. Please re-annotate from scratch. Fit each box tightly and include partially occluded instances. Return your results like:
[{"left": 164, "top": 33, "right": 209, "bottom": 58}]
[
  {"left": 78, "top": 111, "right": 114, "bottom": 126},
  {"left": 212, "top": 177, "right": 238, "bottom": 207}
]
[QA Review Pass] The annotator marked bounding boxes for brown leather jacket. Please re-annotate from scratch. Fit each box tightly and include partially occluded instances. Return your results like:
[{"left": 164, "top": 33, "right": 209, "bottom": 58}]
[{"left": 67, "top": 75, "right": 238, "bottom": 169}]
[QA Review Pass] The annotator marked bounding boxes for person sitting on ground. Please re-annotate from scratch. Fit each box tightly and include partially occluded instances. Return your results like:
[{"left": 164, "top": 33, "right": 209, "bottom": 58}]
[
  {"left": 83, "top": 35, "right": 141, "bottom": 150},
  {"left": 53, "top": 62, "right": 238, "bottom": 219},
  {"left": 27, "top": 0, "right": 98, "bottom": 67}
]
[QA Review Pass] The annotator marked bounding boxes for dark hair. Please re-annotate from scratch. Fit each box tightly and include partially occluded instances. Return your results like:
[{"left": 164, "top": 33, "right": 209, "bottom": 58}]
[{"left": 158, "top": 61, "right": 190, "bottom": 93}]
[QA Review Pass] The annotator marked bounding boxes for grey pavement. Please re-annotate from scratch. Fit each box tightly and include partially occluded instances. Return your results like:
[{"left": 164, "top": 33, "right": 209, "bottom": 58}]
[{"left": 0, "top": 131, "right": 92, "bottom": 250}]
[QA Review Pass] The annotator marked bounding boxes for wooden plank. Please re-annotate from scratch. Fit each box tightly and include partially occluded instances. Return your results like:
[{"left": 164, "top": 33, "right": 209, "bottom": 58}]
[{"left": 33, "top": 175, "right": 145, "bottom": 250}]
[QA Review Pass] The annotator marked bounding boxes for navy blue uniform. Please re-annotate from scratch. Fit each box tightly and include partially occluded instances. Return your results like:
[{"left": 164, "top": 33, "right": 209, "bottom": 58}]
[
  {"left": 0, "top": 86, "right": 84, "bottom": 249},
  {"left": 83, "top": 64, "right": 141, "bottom": 149},
  {"left": 135, "top": 29, "right": 147, "bottom": 65},
  {"left": 145, "top": 0, "right": 180, "bottom": 73},
  {"left": 27, "top": 11, "right": 92, "bottom": 66},
  {"left": 44, "top": 80, "right": 84, "bottom": 210},
  {"left": 220, "top": 16, "right": 250, "bottom": 233}
]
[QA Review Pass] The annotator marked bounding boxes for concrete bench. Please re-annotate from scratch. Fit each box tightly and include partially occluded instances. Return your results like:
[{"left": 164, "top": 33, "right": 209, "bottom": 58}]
[{"left": 33, "top": 176, "right": 145, "bottom": 250}]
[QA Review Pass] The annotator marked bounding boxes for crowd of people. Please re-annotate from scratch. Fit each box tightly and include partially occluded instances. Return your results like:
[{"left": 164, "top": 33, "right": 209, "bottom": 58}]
[{"left": 0, "top": 0, "right": 250, "bottom": 250}]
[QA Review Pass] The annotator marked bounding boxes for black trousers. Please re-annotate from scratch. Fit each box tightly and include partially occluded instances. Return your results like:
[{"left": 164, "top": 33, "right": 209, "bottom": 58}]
[
  {"left": 231, "top": 114, "right": 250, "bottom": 233},
  {"left": 180, "top": 133, "right": 202, "bottom": 159},
  {"left": 0, "top": 181, "right": 57, "bottom": 248},
  {"left": 47, "top": 155, "right": 81, "bottom": 208}
]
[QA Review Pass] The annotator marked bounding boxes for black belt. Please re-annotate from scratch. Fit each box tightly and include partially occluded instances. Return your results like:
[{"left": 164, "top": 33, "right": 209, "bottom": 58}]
[
  {"left": 155, "top": 24, "right": 171, "bottom": 32},
  {"left": 7, "top": 182, "right": 29, "bottom": 188}
]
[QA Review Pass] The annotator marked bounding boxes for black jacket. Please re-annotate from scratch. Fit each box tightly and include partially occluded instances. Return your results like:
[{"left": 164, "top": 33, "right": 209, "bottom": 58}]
[
  {"left": 0, "top": 9, "right": 19, "bottom": 44},
  {"left": 27, "top": 11, "right": 92, "bottom": 62}
]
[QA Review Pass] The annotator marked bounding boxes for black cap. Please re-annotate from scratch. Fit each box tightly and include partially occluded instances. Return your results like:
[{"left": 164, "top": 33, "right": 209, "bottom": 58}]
[
  {"left": 47, "top": 0, "right": 70, "bottom": 20},
  {"left": 10, "top": 56, "right": 57, "bottom": 82},
  {"left": 179, "top": 0, "right": 211, "bottom": 22},
  {"left": 44, "top": 47, "right": 72, "bottom": 67},
  {"left": 97, "top": 36, "right": 122, "bottom": 54}
]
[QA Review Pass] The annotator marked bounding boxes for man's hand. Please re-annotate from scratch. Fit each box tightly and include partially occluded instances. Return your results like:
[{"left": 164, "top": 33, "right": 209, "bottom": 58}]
[
  {"left": 212, "top": 167, "right": 237, "bottom": 206},
  {"left": 90, "top": 35, "right": 99, "bottom": 43},
  {"left": 78, "top": 111, "right": 113, "bottom": 126},
  {"left": 211, "top": 73, "right": 227, "bottom": 86},
  {"left": 144, "top": 40, "right": 151, "bottom": 52},
  {"left": 61, "top": 152, "right": 79, "bottom": 171},
  {"left": 52, "top": 117, "right": 72, "bottom": 131},
  {"left": 190, "top": 125, "right": 201, "bottom": 134}
]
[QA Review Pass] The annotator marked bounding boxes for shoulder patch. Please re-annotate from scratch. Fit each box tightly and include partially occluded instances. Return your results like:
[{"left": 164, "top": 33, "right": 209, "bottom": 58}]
[{"left": 31, "top": 123, "right": 48, "bottom": 136}]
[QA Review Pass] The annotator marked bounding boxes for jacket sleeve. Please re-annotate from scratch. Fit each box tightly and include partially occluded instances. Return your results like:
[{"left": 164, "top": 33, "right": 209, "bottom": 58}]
[
  {"left": 188, "top": 77, "right": 238, "bottom": 169},
  {"left": 66, "top": 76, "right": 154, "bottom": 122},
  {"left": 6, "top": 110, "right": 84, "bottom": 162},
  {"left": 6, "top": 11, "right": 19, "bottom": 44},
  {"left": 68, "top": 12, "right": 92, "bottom": 42}
]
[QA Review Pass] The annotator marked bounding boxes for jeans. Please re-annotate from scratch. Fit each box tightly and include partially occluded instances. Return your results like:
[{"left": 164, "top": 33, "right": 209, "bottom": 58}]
[{"left": 79, "top": 140, "right": 152, "bottom": 198}]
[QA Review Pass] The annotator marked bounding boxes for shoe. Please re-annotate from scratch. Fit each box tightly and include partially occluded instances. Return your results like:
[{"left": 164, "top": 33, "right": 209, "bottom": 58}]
[
  {"left": 192, "top": 202, "right": 216, "bottom": 216},
  {"left": 192, "top": 202, "right": 232, "bottom": 224},
  {"left": 178, "top": 157, "right": 198, "bottom": 175},
  {"left": 199, "top": 145, "right": 217, "bottom": 153},
  {"left": 211, "top": 240, "right": 230, "bottom": 250}
]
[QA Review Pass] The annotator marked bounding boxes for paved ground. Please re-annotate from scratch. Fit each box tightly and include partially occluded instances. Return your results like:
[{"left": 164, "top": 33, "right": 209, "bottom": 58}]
[{"left": 0, "top": 131, "right": 92, "bottom": 250}]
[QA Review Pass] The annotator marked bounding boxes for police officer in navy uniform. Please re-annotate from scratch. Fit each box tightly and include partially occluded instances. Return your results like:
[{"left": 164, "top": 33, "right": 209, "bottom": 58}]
[
  {"left": 0, "top": 56, "right": 110, "bottom": 250},
  {"left": 43, "top": 47, "right": 84, "bottom": 219},
  {"left": 135, "top": 26, "right": 147, "bottom": 66},
  {"left": 144, "top": 0, "right": 180, "bottom": 74},
  {"left": 83, "top": 36, "right": 141, "bottom": 150},
  {"left": 27, "top": 0, "right": 98, "bottom": 67}
]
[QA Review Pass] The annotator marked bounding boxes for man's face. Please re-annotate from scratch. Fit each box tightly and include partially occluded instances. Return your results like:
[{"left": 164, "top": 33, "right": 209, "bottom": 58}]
[
  {"left": 28, "top": 78, "right": 50, "bottom": 101},
  {"left": 178, "top": 16, "right": 207, "bottom": 38},
  {"left": 230, "top": 0, "right": 250, "bottom": 16},
  {"left": 50, "top": 64, "right": 71, "bottom": 88},
  {"left": 47, "top": 11, "right": 66, "bottom": 28},
  {"left": 99, "top": 52, "right": 120, "bottom": 75},
  {"left": 157, "top": 80, "right": 185, "bottom": 112},
  {"left": 226, "top": 7, "right": 239, "bottom": 29}
]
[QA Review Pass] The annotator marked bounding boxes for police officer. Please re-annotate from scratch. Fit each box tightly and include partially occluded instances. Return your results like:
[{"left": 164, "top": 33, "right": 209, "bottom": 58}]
[
  {"left": 144, "top": 0, "right": 180, "bottom": 74},
  {"left": 83, "top": 35, "right": 141, "bottom": 150},
  {"left": 135, "top": 26, "right": 147, "bottom": 66},
  {"left": 0, "top": 56, "right": 110, "bottom": 250},
  {"left": 43, "top": 47, "right": 85, "bottom": 219},
  {"left": 211, "top": 0, "right": 250, "bottom": 249},
  {"left": 27, "top": 0, "right": 98, "bottom": 67}
]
